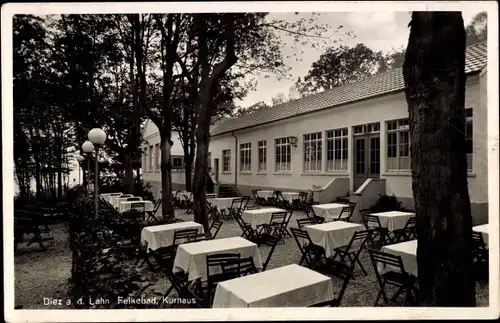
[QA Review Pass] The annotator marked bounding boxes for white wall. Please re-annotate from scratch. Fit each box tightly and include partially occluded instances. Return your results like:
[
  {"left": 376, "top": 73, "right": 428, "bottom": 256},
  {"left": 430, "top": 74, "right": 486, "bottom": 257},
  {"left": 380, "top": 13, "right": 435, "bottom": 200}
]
[{"left": 208, "top": 75, "right": 486, "bottom": 204}]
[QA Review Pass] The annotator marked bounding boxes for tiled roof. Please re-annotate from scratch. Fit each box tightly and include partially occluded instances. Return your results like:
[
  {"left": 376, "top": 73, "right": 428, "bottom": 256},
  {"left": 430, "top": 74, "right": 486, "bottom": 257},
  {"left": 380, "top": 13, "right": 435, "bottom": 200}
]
[{"left": 212, "top": 42, "right": 487, "bottom": 136}]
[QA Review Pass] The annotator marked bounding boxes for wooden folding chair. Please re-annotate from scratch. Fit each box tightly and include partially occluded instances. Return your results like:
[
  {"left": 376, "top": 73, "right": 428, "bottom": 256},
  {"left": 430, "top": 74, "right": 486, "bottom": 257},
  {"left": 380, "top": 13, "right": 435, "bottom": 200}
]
[
  {"left": 206, "top": 253, "right": 241, "bottom": 306},
  {"left": 330, "top": 230, "right": 371, "bottom": 278},
  {"left": 290, "top": 227, "right": 326, "bottom": 270}
]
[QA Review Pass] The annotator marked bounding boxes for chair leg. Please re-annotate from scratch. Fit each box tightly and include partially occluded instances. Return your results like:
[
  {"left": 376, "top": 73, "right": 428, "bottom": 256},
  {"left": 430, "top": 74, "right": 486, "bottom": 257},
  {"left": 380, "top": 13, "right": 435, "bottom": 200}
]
[{"left": 356, "top": 257, "right": 368, "bottom": 276}]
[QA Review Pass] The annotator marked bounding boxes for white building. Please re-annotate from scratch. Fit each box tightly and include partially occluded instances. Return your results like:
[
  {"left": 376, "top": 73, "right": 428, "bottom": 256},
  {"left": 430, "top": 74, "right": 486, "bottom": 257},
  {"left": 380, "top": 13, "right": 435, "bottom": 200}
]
[{"left": 142, "top": 42, "right": 488, "bottom": 224}]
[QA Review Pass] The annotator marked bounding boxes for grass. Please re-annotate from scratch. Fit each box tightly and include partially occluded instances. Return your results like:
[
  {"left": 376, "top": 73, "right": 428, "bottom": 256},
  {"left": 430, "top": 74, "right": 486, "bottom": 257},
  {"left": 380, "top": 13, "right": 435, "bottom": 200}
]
[{"left": 14, "top": 207, "right": 489, "bottom": 309}]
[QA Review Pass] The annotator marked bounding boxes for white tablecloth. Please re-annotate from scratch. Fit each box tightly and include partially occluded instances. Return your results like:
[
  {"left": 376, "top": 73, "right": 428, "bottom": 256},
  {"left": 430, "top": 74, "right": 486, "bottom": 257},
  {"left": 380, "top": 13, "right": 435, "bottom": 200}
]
[
  {"left": 305, "top": 221, "right": 363, "bottom": 258},
  {"left": 112, "top": 196, "right": 142, "bottom": 209},
  {"left": 380, "top": 240, "right": 417, "bottom": 276},
  {"left": 370, "top": 211, "right": 415, "bottom": 232},
  {"left": 208, "top": 197, "right": 239, "bottom": 210},
  {"left": 242, "top": 208, "right": 287, "bottom": 229},
  {"left": 312, "top": 203, "right": 349, "bottom": 222},
  {"left": 473, "top": 224, "right": 489, "bottom": 246},
  {"left": 141, "top": 221, "right": 204, "bottom": 251},
  {"left": 281, "top": 192, "right": 300, "bottom": 203},
  {"left": 257, "top": 190, "right": 275, "bottom": 199},
  {"left": 100, "top": 193, "right": 122, "bottom": 204},
  {"left": 119, "top": 200, "right": 154, "bottom": 213},
  {"left": 173, "top": 237, "right": 263, "bottom": 281},
  {"left": 212, "top": 264, "right": 334, "bottom": 308}
]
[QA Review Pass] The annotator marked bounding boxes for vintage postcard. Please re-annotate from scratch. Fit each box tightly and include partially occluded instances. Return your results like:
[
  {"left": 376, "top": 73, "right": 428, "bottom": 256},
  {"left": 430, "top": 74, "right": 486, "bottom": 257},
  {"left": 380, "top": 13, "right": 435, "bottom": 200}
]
[{"left": 2, "top": 1, "right": 499, "bottom": 322}]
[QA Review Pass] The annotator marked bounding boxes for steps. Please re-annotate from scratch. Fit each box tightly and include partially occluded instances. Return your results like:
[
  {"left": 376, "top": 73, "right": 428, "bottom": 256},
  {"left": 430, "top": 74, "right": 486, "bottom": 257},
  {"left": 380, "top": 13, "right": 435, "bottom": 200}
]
[{"left": 218, "top": 184, "right": 238, "bottom": 197}]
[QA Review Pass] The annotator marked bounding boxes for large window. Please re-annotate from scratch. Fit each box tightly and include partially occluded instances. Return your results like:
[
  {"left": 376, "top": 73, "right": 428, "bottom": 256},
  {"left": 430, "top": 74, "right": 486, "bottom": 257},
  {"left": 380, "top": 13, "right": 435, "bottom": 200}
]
[
  {"left": 148, "top": 145, "right": 154, "bottom": 171},
  {"left": 387, "top": 119, "right": 410, "bottom": 170},
  {"left": 222, "top": 149, "right": 231, "bottom": 172},
  {"left": 326, "top": 128, "right": 348, "bottom": 171},
  {"left": 303, "top": 132, "right": 322, "bottom": 172},
  {"left": 275, "top": 138, "right": 291, "bottom": 171},
  {"left": 466, "top": 108, "right": 473, "bottom": 170},
  {"left": 173, "top": 156, "right": 184, "bottom": 170},
  {"left": 258, "top": 140, "right": 267, "bottom": 171},
  {"left": 240, "top": 143, "right": 251, "bottom": 171},
  {"left": 155, "top": 144, "right": 160, "bottom": 171}
]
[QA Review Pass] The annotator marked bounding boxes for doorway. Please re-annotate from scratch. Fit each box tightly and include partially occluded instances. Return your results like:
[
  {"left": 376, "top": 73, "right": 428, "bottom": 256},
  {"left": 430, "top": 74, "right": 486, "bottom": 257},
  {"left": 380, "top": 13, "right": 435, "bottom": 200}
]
[
  {"left": 214, "top": 158, "right": 219, "bottom": 183},
  {"left": 353, "top": 122, "right": 381, "bottom": 190}
]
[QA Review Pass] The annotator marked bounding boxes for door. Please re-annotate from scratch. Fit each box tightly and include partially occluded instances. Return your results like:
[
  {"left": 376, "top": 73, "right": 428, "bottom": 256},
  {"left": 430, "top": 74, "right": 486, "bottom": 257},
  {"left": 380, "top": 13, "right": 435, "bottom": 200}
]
[
  {"left": 353, "top": 123, "right": 381, "bottom": 190},
  {"left": 214, "top": 158, "right": 219, "bottom": 183}
]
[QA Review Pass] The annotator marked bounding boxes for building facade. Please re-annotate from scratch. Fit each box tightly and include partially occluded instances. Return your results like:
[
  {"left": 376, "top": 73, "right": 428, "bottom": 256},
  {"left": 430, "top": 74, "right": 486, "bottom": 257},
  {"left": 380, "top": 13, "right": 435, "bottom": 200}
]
[{"left": 208, "top": 42, "right": 488, "bottom": 224}]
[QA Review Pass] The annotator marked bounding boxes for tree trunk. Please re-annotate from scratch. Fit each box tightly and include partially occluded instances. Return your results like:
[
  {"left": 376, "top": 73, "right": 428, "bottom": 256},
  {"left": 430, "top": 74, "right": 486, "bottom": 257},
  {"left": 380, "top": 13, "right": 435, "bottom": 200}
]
[
  {"left": 160, "top": 135, "right": 174, "bottom": 217},
  {"left": 124, "top": 152, "right": 135, "bottom": 193},
  {"left": 192, "top": 96, "right": 211, "bottom": 233},
  {"left": 184, "top": 140, "right": 193, "bottom": 191},
  {"left": 403, "top": 12, "right": 475, "bottom": 306}
]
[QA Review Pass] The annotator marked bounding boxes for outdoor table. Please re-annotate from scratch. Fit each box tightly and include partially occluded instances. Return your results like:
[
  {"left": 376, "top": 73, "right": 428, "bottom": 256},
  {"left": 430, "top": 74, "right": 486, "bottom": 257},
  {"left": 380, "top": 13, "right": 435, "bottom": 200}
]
[
  {"left": 473, "top": 224, "right": 489, "bottom": 245},
  {"left": 112, "top": 196, "right": 141, "bottom": 209},
  {"left": 100, "top": 193, "right": 122, "bottom": 204},
  {"left": 379, "top": 239, "right": 417, "bottom": 276},
  {"left": 207, "top": 197, "right": 239, "bottom": 211},
  {"left": 242, "top": 207, "right": 286, "bottom": 229},
  {"left": 212, "top": 264, "right": 334, "bottom": 308},
  {"left": 312, "top": 203, "right": 349, "bottom": 222},
  {"left": 257, "top": 190, "right": 275, "bottom": 199},
  {"left": 173, "top": 237, "right": 263, "bottom": 282},
  {"left": 119, "top": 200, "right": 154, "bottom": 213},
  {"left": 281, "top": 192, "right": 300, "bottom": 203},
  {"left": 141, "top": 221, "right": 204, "bottom": 251},
  {"left": 305, "top": 221, "right": 363, "bottom": 258},
  {"left": 187, "top": 192, "right": 218, "bottom": 201},
  {"left": 370, "top": 211, "right": 415, "bottom": 231}
]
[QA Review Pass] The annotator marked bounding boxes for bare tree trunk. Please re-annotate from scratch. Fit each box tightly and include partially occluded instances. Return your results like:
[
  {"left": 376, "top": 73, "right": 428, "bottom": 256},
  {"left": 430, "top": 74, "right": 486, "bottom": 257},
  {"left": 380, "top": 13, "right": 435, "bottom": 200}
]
[
  {"left": 184, "top": 143, "right": 193, "bottom": 192},
  {"left": 124, "top": 152, "right": 134, "bottom": 193},
  {"left": 160, "top": 135, "right": 174, "bottom": 217},
  {"left": 403, "top": 11, "right": 475, "bottom": 306}
]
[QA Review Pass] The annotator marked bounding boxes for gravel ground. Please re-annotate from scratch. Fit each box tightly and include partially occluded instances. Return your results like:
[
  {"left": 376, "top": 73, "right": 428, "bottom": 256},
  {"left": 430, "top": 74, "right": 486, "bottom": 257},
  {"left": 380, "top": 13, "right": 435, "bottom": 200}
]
[{"left": 14, "top": 208, "right": 489, "bottom": 309}]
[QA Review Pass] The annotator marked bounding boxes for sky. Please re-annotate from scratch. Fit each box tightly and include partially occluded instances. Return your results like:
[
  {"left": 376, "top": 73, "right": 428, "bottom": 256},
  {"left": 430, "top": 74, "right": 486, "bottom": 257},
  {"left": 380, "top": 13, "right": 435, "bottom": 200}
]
[{"left": 235, "top": 10, "right": 482, "bottom": 108}]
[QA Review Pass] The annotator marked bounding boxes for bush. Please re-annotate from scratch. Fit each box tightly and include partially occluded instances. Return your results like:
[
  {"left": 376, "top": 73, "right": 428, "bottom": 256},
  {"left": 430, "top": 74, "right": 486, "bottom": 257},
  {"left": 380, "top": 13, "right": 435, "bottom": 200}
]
[
  {"left": 369, "top": 194, "right": 408, "bottom": 213},
  {"left": 68, "top": 196, "right": 159, "bottom": 309}
]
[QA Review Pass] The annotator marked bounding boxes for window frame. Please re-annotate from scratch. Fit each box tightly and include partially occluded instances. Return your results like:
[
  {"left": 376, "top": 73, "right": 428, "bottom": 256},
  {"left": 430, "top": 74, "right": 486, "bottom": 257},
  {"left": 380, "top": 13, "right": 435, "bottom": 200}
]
[
  {"left": 239, "top": 142, "right": 252, "bottom": 172},
  {"left": 326, "top": 128, "right": 348, "bottom": 172},
  {"left": 275, "top": 138, "right": 291, "bottom": 172},
  {"left": 222, "top": 149, "right": 231, "bottom": 172},
  {"left": 258, "top": 140, "right": 267, "bottom": 172},
  {"left": 386, "top": 118, "right": 410, "bottom": 171},
  {"left": 303, "top": 132, "right": 323, "bottom": 172}
]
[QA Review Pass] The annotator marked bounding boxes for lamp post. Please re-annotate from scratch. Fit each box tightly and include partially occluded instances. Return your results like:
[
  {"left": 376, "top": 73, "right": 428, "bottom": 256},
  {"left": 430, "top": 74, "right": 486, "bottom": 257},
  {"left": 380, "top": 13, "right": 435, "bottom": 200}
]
[
  {"left": 76, "top": 154, "right": 85, "bottom": 185},
  {"left": 88, "top": 128, "right": 107, "bottom": 219},
  {"left": 82, "top": 141, "right": 95, "bottom": 198}
]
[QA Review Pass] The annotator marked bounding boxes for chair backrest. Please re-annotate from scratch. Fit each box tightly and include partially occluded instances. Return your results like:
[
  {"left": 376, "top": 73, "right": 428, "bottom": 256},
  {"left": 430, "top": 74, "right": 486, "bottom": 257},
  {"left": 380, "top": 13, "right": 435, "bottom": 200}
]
[
  {"left": 121, "top": 194, "right": 133, "bottom": 198},
  {"left": 172, "top": 228, "right": 199, "bottom": 246},
  {"left": 299, "top": 192, "right": 308, "bottom": 202},
  {"left": 221, "top": 257, "right": 258, "bottom": 278},
  {"left": 338, "top": 205, "right": 355, "bottom": 221},
  {"left": 276, "top": 191, "right": 285, "bottom": 201},
  {"left": 258, "top": 233, "right": 280, "bottom": 270},
  {"left": 269, "top": 212, "right": 287, "bottom": 233},
  {"left": 283, "top": 210, "right": 294, "bottom": 228},
  {"left": 153, "top": 199, "right": 162, "bottom": 212},
  {"left": 182, "top": 194, "right": 191, "bottom": 202},
  {"left": 242, "top": 196, "right": 251, "bottom": 209},
  {"left": 362, "top": 213, "right": 382, "bottom": 229},
  {"left": 130, "top": 202, "right": 145, "bottom": 212},
  {"left": 290, "top": 227, "right": 316, "bottom": 267},
  {"left": 230, "top": 198, "right": 244, "bottom": 210},
  {"left": 369, "top": 249, "right": 407, "bottom": 278},
  {"left": 304, "top": 206, "right": 316, "bottom": 221},
  {"left": 251, "top": 189, "right": 260, "bottom": 200},
  {"left": 472, "top": 231, "right": 487, "bottom": 250},
  {"left": 127, "top": 197, "right": 141, "bottom": 201},
  {"left": 297, "top": 217, "right": 314, "bottom": 229},
  {"left": 209, "top": 220, "right": 223, "bottom": 239},
  {"left": 343, "top": 230, "right": 371, "bottom": 256}
]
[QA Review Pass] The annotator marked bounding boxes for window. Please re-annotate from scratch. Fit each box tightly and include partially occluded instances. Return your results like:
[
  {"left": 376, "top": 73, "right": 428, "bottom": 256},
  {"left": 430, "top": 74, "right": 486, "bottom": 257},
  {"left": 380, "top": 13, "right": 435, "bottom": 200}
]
[
  {"left": 303, "top": 132, "right": 322, "bottom": 172},
  {"left": 466, "top": 108, "right": 473, "bottom": 170},
  {"left": 173, "top": 156, "right": 184, "bottom": 170},
  {"left": 326, "top": 128, "right": 348, "bottom": 171},
  {"left": 275, "top": 138, "right": 291, "bottom": 171},
  {"left": 155, "top": 144, "right": 160, "bottom": 171},
  {"left": 387, "top": 119, "right": 410, "bottom": 170},
  {"left": 148, "top": 145, "right": 154, "bottom": 171},
  {"left": 240, "top": 143, "right": 251, "bottom": 171},
  {"left": 258, "top": 140, "right": 267, "bottom": 171},
  {"left": 222, "top": 149, "right": 231, "bottom": 172}
]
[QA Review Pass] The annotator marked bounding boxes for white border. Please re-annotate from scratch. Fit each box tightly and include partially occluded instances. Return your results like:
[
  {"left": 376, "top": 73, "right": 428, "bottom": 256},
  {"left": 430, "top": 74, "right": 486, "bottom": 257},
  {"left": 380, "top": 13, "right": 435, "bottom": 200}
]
[{"left": 2, "top": 1, "right": 499, "bottom": 321}]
